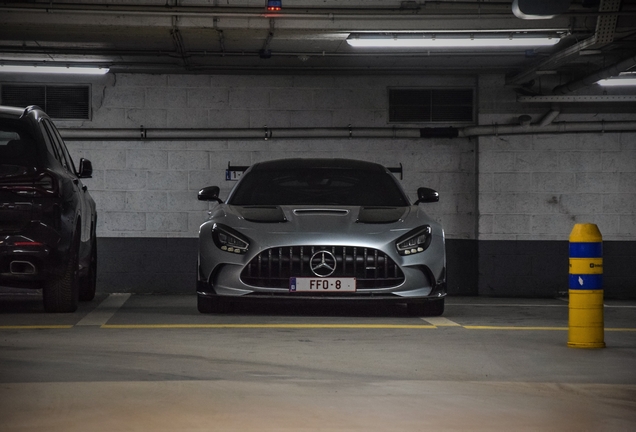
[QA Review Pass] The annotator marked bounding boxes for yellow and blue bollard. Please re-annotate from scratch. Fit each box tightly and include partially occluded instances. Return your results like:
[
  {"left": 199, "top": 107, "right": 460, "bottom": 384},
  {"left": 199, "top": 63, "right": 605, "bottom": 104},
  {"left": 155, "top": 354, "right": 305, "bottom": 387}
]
[{"left": 568, "top": 223, "right": 605, "bottom": 349}]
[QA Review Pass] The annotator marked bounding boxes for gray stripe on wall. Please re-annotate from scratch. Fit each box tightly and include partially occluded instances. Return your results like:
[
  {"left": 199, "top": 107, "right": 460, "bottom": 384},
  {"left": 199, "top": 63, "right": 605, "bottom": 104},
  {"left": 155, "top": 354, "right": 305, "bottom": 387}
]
[{"left": 96, "top": 238, "right": 635, "bottom": 299}]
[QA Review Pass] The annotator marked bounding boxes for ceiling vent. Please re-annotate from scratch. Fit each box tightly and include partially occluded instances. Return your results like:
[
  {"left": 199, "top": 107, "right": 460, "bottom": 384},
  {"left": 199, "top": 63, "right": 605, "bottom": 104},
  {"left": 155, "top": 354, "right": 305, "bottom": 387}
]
[
  {"left": 389, "top": 88, "right": 474, "bottom": 123},
  {"left": 1, "top": 84, "right": 90, "bottom": 120}
]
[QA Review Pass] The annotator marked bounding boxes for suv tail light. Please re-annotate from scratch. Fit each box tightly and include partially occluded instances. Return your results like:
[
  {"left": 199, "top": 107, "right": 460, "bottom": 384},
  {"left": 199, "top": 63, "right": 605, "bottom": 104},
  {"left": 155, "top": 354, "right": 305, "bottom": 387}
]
[
  {"left": 13, "top": 241, "right": 44, "bottom": 247},
  {"left": 35, "top": 172, "right": 60, "bottom": 196},
  {"left": 0, "top": 171, "right": 61, "bottom": 197}
]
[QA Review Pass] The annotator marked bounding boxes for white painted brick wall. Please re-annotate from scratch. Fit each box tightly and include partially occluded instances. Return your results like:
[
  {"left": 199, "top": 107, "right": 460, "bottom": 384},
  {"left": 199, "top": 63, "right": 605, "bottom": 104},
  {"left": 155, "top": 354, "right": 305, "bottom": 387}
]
[
  {"left": 68, "top": 138, "right": 476, "bottom": 239},
  {"left": 53, "top": 73, "right": 477, "bottom": 239},
  {"left": 479, "top": 133, "right": 636, "bottom": 241},
  {"left": 3, "top": 71, "right": 635, "bottom": 242},
  {"left": 477, "top": 72, "right": 636, "bottom": 242}
]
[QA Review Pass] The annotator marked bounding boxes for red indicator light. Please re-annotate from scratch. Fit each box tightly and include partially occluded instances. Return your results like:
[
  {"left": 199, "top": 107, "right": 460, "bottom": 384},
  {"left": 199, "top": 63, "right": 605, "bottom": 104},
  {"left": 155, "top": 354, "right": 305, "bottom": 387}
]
[
  {"left": 266, "top": 1, "right": 282, "bottom": 11},
  {"left": 14, "top": 241, "right": 44, "bottom": 247}
]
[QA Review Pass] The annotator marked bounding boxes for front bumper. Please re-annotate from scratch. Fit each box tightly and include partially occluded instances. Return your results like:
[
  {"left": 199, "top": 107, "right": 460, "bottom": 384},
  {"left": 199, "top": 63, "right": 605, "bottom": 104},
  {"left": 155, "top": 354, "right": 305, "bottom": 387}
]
[
  {"left": 198, "top": 214, "right": 447, "bottom": 304},
  {"left": 197, "top": 264, "right": 447, "bottom": 304}
]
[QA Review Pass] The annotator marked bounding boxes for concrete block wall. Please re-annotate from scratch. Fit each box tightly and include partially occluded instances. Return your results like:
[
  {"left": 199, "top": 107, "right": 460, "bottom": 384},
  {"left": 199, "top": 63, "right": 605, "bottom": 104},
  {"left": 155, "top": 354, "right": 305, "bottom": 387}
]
[
  {"left": 66, "top": 137, "right": 476, "bottom": 239},
  {"left": 476, "top": 132, "right": 636, "bottom": 297},
  {"left": 44, "top": 72, "right": 476, "bottom": 294},
  {"left": 476, "top": 75, "right": 636, "bottom": 297},
  {"left": 3, "top": 71, "right": 635, "bottom": 297},
  {"left": 478, "top": 132, "right": 635, "bottom": 242},
  {"left": 73, "top": 73, "right": 475, "bottom": 130},
  {"left": 52, "top": 73, "right": 477, "bottom": 240}
]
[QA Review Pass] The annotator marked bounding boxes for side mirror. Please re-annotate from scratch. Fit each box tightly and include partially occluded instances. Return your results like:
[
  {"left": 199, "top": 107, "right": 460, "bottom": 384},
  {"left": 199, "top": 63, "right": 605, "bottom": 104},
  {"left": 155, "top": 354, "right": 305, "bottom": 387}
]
[
  {"left": 78, "top": 158, "right": 93, "bottom": 178},
  {"left": 198, "top": 186, "right": 222, "bottom": 203},
  {"left": 415, "top": 187, "right": 439, "bottom": 204}
]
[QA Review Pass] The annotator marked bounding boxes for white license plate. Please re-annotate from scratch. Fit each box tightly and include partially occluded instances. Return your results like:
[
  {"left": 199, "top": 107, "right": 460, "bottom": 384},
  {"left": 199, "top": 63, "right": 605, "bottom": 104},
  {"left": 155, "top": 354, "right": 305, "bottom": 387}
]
[{"left": 290, "top": 277, "right": 356, "bottom": 293}]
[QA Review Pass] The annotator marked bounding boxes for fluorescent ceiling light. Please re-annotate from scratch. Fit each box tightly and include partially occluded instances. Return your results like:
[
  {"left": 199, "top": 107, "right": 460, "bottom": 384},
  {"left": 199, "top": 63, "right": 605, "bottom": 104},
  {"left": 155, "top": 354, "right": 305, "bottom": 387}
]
[
  {"left": 346, "top": 33, "right": 562, "bottom": 48},
  {"left": 0, "top": 65, "right": 109, "bottom": 75},
  {"left": 597, "top": 72, "right": 636, "bottom": 87}
]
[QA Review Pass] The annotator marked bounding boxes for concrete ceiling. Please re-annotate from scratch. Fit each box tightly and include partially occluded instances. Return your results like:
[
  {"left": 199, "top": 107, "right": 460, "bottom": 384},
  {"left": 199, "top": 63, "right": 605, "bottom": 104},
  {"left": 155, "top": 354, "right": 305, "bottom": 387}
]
[{"left": 1, "top": 1, "right": 635, "bottom": 94}]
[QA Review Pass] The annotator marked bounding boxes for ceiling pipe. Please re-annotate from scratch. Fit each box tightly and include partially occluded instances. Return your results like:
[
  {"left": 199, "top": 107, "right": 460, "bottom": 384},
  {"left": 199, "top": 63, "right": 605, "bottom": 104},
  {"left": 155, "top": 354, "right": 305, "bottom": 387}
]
[
  {"left": 508, "top": 0, "right": 623, "bottom": 86},
  {"left": 460, "top": 120, "right": 636, "bottom": 137},
  {"left": 0, "top": 2, "right": 628, "bottom": 19},
  {"left": 552, "top": 54, "right": 636, "bottom": 95},
  {"left": 271, "top": 128, "right": 421, "bottom": 139},
  {"left": 0, "top": 2, "right": 525, "bottom": 20},
  {"left": 507, "top": 35, "right": 598, "bottom": 85},
  {"left": 538, "top": 107, "right": 560, "bottom": 126},
  {"left": 0, "top": 46, "right": 529, "bottom": 58},
  {"left": 518, "top": 115, "right": 533, "bottom": 127},
  {"left": 58, "top": 121, "right": 636, "bottom": 141},
  {"left": 58, "top": 127, "right": 423, "bottom": 140}
]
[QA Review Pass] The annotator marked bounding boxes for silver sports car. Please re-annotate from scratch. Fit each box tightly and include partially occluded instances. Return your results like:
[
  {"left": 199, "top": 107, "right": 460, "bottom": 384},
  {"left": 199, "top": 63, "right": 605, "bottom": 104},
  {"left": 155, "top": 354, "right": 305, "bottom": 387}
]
[{"left": 197, "top": 158, "right": 446, "bottom": 316}]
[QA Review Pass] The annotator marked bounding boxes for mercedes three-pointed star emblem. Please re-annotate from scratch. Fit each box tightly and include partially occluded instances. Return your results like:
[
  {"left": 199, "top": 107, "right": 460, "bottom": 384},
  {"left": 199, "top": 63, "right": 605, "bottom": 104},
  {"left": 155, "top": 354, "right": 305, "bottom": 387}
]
[{"left": 310, "top": 250, "right": 337, "bottom": 277}]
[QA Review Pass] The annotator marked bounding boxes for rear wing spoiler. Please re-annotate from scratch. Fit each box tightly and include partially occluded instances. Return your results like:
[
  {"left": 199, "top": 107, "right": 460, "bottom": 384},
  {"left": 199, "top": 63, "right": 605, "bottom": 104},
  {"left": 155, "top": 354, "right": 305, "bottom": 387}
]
[
  {"left": 226, "top": 161, "right": 404, "bottom": 181},
  {"left": 387, "top": 163, "right": 403, "bottom": 180},
  {"left": 226, "top": 162, "right": 250, "bottom": 181}
]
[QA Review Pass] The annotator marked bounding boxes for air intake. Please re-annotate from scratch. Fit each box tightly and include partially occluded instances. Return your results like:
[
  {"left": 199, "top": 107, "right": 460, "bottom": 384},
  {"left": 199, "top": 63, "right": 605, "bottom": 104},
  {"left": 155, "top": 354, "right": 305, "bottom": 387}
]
[
  {"left": 1, "top": 84, "right": 90, "bottom": 120},
  {"left": 241, "top": 246, "right": 405, "bottom": 289},
  {"left": 389, "top": 88, "right": 474, "bottom": 123}
]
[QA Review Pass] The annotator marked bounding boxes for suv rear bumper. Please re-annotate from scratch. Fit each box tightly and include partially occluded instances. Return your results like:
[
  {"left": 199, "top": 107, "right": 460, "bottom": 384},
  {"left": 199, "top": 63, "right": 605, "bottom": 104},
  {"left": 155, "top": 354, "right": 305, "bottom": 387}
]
[{"left": 0, "top": 234, "right": 54, "bottom": 289}]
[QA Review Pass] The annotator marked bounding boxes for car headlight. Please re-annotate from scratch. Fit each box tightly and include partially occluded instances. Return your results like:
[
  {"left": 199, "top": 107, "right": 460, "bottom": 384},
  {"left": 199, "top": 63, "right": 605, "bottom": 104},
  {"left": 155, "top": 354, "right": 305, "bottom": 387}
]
[
  {"left": 212, "top": 223, "right": 250, "bottom": 254},
  {"left": 396, "top": 226, "right": 432, "bottom": 256}
]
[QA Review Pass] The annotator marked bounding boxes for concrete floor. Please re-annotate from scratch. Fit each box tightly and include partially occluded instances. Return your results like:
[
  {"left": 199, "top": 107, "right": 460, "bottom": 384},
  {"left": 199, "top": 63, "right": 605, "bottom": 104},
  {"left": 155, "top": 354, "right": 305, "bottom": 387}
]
[{"left": 1, "top": 293, "right": 635, "bottom": 431}]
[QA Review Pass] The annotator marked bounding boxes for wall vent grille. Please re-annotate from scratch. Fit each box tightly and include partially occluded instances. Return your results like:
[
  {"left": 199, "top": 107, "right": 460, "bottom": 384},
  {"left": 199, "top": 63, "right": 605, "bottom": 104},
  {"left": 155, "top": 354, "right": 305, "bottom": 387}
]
[
  {"left": 1, "top": 84, "right": 90, "bottom": 120},
  {"left": 389, "top": 88, "right": 474, "bottom": 123}
]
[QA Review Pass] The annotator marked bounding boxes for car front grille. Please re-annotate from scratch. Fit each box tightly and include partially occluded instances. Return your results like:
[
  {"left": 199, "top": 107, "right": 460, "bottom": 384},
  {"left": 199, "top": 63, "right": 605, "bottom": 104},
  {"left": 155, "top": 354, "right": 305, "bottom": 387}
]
[{"left": 240, "top": 246, "right": 405, "bottom": 289}]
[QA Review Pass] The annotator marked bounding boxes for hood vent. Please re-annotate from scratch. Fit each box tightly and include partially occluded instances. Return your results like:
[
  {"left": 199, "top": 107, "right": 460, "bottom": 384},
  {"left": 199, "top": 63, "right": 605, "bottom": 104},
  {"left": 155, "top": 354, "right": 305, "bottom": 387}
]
[
  {"left": 357, "top": 207, "right": 407, "bottom": 224},
  {"left": 293, "top": 209, "right": 350, "bottom": 216},
  {"left": 237, "top": 206, "right": 287, "bottom": 223}
]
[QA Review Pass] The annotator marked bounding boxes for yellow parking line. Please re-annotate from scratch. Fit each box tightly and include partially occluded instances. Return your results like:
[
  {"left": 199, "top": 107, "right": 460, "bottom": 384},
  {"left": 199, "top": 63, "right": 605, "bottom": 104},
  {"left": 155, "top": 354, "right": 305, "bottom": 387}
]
[
  {"left": 0, "top": 325, "right": 73, "bottom": 330},
  {"left": 101, "top": 323, "right": 437, "bottom": 329},
  {"left": 2, "top": 323, "right": 634, "bottom": 331},
  {"left": 462, "top": 326, "right": 636, "bottom": 332},
  {"left": 465, "top": 326, "right": 636, "bottom": 332},
  {"left": 464, "top": 326, "right": 568, "bottom": 331}
]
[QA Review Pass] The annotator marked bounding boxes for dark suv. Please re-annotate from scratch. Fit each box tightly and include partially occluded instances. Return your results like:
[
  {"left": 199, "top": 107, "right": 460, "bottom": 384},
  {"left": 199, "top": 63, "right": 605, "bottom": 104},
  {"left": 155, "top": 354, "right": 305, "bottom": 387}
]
[{"left": 0, "top": 105, "right": 97, "bottom": 312}]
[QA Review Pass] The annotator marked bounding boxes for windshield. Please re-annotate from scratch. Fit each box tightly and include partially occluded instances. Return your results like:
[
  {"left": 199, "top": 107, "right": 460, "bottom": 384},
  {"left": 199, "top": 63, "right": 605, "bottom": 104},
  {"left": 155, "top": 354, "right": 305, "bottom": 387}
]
[{"left": 228, "top": 167, "right": 410, "bottom": 206}]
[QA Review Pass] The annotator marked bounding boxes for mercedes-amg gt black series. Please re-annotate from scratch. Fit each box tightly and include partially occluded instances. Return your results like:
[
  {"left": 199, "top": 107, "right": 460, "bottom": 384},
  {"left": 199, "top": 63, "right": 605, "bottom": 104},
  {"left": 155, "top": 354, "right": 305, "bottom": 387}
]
[
  {"left": 0, "top": 105, "right": 97, "bottom": 312},
  {"left": 197, "top": 158, "right": 446, "bottom": 316}
]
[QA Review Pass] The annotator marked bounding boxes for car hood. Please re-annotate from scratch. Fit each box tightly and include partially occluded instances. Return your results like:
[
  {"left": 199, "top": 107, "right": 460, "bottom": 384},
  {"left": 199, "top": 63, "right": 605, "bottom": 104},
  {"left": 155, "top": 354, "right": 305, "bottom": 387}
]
[
  {"left": 236, "top": 205, "right": 409, "bottom": 224},
  {"left": 204, "top": 204, "right": 441, "bottom": 246}
]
